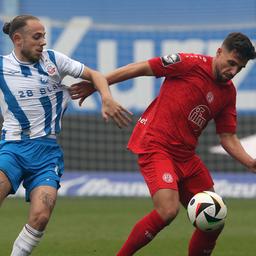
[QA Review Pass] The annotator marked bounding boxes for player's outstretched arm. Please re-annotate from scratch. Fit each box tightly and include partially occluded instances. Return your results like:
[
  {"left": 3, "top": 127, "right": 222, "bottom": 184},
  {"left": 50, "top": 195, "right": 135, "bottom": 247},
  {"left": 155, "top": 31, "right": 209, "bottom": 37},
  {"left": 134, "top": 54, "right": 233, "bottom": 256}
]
[
  {"left": 106, "top": 60, "right": 154, "bottom": 85},
  {"left": 219, "top": 133, "right": 256, "bottom": 172},
  {"left": 69, "top": 61, "right": 153, "bottom": 106},
  {"left": 79, "top": 66, "right": 133, "bottom": 128}
]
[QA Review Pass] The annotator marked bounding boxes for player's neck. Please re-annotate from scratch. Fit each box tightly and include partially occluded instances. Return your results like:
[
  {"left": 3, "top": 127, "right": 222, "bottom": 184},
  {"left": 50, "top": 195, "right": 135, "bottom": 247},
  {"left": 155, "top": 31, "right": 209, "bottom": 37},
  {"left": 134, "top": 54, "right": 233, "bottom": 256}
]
[
  {"left": 211, "top": 57, "right": 217, "bottom": 80},
  {"left": 13, "top": 49, "right": 34, "bottom": 64}
]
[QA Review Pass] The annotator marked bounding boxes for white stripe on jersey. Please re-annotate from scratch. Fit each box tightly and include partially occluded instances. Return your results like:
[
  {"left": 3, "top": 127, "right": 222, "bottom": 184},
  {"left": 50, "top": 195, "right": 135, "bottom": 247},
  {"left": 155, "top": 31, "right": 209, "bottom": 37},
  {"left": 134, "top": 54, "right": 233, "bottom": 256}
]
[{"left": 0, "top": 49, "right": 84, "bottom": 140}]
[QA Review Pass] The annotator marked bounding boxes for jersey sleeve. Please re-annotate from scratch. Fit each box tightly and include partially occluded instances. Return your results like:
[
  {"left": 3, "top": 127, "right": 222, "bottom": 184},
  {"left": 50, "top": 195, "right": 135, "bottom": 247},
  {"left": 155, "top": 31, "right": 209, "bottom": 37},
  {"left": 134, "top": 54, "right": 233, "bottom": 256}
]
[
  {"left": 148, "top": 53, "right": 197, "bottom": 78},
  {"left": 48, "top": 50, "right": 84, "bottom": 79},
  {"left": 214, "top": 85, "right": 237, "bottom": 134}
]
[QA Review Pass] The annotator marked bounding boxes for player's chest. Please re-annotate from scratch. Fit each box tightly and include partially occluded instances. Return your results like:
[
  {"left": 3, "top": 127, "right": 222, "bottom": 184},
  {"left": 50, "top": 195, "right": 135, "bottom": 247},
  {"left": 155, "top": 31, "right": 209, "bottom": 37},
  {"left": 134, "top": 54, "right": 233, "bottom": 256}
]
[
  {"left": 185, "top": 74, "right": 232, "bottom": 115},
  {"left": 3, "top": 66, "right": 63, "bottom": 99},
  {"left": 199, "top": 82, "right": 231, "bottom": 116}
]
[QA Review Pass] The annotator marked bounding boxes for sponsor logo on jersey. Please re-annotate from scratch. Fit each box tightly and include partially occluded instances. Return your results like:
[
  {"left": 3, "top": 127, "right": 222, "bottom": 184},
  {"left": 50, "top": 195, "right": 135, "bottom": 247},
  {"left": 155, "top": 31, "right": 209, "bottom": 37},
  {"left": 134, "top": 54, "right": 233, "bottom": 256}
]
[
  {"left": 161, "top": 53, "right": 181, "bottom": 66},
  {"left": 162, "top": 172, "right": 173, "bottom": 183},
  {"left": 138, "top": 117, "right": 148, "bottom": 125},
  {"left": 188, "top": 105, "right": 211, "bottom": 131},
  {"left": 185, "top": 54, "right": 207, "bottom": 63}
]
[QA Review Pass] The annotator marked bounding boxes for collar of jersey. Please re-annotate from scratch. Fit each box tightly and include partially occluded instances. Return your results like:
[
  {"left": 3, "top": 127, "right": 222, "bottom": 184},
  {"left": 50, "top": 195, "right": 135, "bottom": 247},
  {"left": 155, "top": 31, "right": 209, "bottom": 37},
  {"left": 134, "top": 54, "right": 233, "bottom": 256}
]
[{"left": 11, "top": 51, "right": 38, "bottom": 65}]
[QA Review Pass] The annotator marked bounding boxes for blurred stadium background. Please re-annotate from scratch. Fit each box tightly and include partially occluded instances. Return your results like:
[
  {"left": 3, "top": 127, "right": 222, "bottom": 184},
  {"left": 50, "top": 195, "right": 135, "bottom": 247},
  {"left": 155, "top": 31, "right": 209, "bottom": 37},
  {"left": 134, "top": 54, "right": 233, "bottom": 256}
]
[{"left": 0, "top": 0, "right": 256, "bottom": 196}]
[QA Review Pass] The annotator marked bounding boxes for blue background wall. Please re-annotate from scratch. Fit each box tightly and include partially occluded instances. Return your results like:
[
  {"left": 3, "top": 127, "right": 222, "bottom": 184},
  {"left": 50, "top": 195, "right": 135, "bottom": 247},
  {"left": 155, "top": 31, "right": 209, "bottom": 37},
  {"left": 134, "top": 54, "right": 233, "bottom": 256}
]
[
  {"left": 17, "top": 0, "right": 256, "bottom": 25},
  {"left": 0, "top": 0, "right": 256, "bottom": 114}
]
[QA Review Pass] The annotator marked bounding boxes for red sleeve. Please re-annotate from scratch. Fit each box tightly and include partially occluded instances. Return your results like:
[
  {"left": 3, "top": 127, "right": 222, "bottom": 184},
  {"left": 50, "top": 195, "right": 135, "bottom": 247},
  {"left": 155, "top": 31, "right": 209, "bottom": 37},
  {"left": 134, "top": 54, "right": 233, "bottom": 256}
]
[
  {"left": 214, "top": 85, "right": 237, "bottom": 134},
  {"left": 148, "top": 53, "right": 197, "bottom": 78}
]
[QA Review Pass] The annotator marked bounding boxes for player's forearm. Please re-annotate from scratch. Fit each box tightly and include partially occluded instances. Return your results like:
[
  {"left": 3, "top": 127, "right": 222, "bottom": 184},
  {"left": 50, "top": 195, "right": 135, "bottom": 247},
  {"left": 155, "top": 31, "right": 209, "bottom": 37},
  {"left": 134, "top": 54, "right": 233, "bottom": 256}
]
[
  {"left": 76, "top": 61, "right": 153, "bottom": 98},
  {"left": 219, "top": 133, "right": 254, "bottom": 168},
  {"left": 90, "top": 70, "right": 112, "bottom": 99},
  {"left": 76, "top": 62, "right": 148, "bottom": 95},
  {"left": 106, "top": 61, "right": 153, "bottom": 85}
]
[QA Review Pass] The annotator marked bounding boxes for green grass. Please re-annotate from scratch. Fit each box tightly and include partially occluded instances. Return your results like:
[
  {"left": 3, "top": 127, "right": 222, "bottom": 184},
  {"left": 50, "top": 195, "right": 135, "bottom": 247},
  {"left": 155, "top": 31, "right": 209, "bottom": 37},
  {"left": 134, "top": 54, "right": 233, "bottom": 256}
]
[{"left": 1, "top": 197, "right": 255, "bottom": 255}]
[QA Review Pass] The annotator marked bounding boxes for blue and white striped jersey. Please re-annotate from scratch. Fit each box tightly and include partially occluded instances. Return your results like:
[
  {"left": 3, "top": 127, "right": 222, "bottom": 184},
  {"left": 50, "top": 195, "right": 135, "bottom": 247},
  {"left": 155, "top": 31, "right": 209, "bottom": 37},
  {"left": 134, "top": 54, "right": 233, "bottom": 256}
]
[{"left": 0, "top": 49, "right": 84, "bottom": 140}]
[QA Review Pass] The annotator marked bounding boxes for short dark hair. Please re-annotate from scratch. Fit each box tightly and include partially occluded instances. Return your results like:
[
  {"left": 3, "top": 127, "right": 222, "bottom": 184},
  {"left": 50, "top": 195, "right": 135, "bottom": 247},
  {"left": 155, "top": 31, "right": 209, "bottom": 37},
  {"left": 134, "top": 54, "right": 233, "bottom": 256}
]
[
  {"left": 222, "top": 32, "right": 256, "bottom": 61},
  {"left": 2, "top": 15, "right": 39, "bottom": 40}
]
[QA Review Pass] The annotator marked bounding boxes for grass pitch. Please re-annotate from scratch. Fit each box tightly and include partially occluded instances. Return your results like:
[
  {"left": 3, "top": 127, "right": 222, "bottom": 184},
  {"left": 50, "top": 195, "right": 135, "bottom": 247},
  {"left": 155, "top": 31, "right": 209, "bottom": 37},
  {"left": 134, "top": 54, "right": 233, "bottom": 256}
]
[{"left": 1, "top": 197, "right": 255, "bottom": 255}]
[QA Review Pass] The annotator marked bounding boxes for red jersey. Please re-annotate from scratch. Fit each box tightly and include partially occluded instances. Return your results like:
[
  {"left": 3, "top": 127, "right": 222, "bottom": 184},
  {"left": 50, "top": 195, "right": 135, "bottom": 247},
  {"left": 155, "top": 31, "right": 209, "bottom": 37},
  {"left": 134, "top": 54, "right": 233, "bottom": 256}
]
[{"left": 127, "top": 53, "right": 237, "bottom": 161}]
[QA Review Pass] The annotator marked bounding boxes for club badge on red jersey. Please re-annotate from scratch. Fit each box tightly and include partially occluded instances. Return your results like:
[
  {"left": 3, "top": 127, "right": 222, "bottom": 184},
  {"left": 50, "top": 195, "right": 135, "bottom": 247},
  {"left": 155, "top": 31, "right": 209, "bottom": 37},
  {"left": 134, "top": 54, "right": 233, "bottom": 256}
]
[
  {"left": 162, "top": 172, "right": 174, "bottom": 183},
  {"left": 161, "top": 53, "right": 181, "bottom": 66}
]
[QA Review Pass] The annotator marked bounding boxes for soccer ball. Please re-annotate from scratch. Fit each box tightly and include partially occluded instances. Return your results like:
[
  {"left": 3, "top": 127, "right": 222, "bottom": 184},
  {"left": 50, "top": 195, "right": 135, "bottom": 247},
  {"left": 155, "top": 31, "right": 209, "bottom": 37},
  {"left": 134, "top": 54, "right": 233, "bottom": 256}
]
[{"left": 187, "top": 191, "right": 227, "bottom": 232}]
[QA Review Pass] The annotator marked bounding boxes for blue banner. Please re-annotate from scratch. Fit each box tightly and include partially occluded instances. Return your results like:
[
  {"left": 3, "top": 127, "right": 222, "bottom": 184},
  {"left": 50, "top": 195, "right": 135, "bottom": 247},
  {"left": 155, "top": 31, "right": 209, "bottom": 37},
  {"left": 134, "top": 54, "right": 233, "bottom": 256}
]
[
  {"left": 13, "top": 171, "right": 256, "bottom": 198},
  {"left": 1, "top": 16, "right": 255, "bottom": 114}
]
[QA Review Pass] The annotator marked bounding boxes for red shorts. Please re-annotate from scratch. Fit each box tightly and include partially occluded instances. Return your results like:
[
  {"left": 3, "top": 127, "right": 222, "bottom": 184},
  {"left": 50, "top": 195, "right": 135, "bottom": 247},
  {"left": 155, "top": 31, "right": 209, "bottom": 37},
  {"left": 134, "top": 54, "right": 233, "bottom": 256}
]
[{"left": 138, "top": 151, "right": 214, "bottom": 206}]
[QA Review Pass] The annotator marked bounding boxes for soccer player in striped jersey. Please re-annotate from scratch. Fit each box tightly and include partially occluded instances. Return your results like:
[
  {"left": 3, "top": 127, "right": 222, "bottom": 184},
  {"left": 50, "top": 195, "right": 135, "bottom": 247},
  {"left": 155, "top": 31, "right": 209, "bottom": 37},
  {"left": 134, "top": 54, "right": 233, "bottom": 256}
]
[
  {"left": 70, "top": 32, "right": 256, "bottom": 255},
  {"left": 0, "top": 15, "right": 132, "bottom": 256}
]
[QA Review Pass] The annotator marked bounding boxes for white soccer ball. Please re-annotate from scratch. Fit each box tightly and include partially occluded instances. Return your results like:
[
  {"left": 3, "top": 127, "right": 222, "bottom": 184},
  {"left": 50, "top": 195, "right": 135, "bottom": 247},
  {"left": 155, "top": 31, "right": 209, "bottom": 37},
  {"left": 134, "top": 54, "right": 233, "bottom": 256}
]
[{"left": 187, "top": 191, "right": 227, "bottom": 232}]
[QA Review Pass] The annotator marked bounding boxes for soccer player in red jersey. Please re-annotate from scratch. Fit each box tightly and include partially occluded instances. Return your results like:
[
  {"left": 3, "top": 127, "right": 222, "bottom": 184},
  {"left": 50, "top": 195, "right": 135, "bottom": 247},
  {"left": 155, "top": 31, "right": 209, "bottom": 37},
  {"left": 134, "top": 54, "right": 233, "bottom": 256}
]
[{"left": 70, "top": 32, "right": 256, "bottom": 255}]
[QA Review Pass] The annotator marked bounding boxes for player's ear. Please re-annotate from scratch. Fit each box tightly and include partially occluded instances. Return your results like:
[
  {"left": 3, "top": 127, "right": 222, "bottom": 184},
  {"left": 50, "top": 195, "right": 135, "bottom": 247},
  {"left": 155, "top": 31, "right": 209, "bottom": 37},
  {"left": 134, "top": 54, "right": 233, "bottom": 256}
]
[
  {"left": 12, "top": 32, "right": 23, "bottom": 45},
  {"left": 216, "top": 48, "right": 222, "bottom": 57}
]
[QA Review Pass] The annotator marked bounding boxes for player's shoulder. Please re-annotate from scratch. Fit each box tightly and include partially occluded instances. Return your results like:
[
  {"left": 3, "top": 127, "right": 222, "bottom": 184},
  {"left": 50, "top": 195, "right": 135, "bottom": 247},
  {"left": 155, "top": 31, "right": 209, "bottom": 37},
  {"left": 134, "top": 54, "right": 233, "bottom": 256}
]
[
  {"left": 0, "top": 53, "right": 18, "bottom": 70},
  {"left": 161, "top": 53, "right": 211, "bottom": 68},
  {"left": 1, "top": 52, "right": 16, "bottom": 62},
  {"left": 180, "top": 53, "right": 211, "bottom": 64},
  {"left": 41, "top": 49, "right": 68, "bottom": 66},
  {"left": 41, "top": 49, "right": 59, "bottom": 58},
  {"left": 160, "top": 53, "right": 182, "bottom": 66}
]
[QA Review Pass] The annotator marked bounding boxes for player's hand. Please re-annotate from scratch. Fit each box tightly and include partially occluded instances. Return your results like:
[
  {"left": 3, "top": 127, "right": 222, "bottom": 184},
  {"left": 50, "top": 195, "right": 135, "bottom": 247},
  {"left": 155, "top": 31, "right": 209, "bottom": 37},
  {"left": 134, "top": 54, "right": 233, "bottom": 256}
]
[
  {"left": 101, "top": 97, "right": 133, "bottom": 128},
  {"left": 69, "top": 81, "right": 96, "bottom": 106}
]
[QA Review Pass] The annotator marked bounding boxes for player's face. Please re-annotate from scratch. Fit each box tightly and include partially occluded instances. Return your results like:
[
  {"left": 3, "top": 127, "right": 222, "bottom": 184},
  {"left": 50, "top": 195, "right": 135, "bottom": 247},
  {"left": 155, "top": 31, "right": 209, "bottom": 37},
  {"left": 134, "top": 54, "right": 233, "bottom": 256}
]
[
  {"left": 213, "top": 47, "right": 248, "bottom": 83},
  {"left": 15, "top": 19, "right": 46, "bottom": 62}
]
